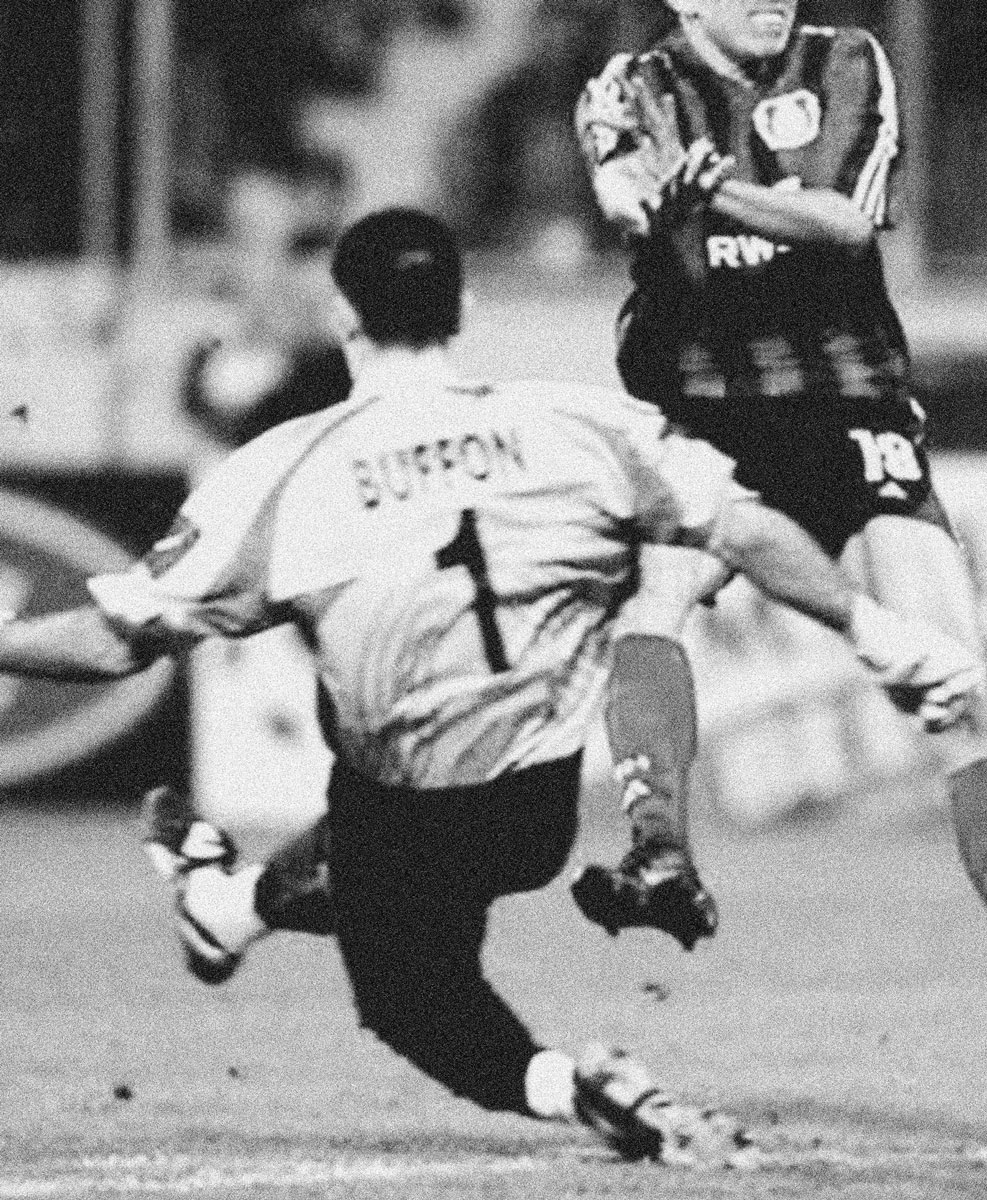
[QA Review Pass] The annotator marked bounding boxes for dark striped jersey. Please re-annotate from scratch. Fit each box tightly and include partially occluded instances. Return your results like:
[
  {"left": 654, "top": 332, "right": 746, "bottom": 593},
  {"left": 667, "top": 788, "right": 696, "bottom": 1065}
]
[{"left": 576, "top": 24, "right": 909, "bottom": 409}]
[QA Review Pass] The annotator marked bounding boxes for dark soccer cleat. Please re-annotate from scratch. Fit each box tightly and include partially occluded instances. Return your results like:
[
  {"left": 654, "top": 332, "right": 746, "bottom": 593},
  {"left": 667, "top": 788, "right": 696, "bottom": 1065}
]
[
  {"left": 574, "top": 1044, "right": 757, "bottom": 1168},
  {"left": 571, "top": 847, "right": 718, "bottom": 951}
]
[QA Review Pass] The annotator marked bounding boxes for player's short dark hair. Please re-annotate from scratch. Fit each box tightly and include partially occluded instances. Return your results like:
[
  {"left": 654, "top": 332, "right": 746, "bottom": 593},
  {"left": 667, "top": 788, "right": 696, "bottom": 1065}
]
[{"left": 331, "top": 208, "right": 462, "bottom": 348}]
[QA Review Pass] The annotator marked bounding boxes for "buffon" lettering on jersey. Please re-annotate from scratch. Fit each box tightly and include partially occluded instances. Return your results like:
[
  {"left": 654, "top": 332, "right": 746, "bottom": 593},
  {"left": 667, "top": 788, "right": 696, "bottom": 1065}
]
[{"left": 352, "top": 428, "right": 526, "bottom": 508}]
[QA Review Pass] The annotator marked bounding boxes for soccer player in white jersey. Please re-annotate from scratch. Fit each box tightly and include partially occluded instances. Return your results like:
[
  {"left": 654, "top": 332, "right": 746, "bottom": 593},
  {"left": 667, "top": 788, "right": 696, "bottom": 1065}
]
[{"left": 0, "top": 209, "right": 978, "bottom": 1166}]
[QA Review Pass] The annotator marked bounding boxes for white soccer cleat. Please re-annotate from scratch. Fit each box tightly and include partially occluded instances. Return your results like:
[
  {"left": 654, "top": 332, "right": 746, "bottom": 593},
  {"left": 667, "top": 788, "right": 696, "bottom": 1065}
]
[
  {"left": 574, "top": 1043, "right": 758, "bottom": 1168},
  {"left": 142, "top": 786, "right": 265, "bottom": 985},
  {"left": 177, "top": 863, "right": 268, "bottom": 985}
]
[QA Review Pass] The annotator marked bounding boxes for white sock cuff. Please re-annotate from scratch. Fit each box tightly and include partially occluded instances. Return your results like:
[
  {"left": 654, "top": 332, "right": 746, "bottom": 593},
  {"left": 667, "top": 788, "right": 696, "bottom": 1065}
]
[
  {"left": 524, "top": 1050, "right": 576, "bottom": 1121},
  {"left": 228, "top": 862, "right": 268, "bottom": 937}
]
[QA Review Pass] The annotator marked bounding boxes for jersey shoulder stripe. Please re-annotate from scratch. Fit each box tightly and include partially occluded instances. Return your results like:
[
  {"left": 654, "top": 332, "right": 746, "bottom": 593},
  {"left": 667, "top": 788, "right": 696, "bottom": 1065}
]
[
  {"left": 807, "top": 26, "right": 900, "bottom": 221},
  {"left": 183, "top": 396, "right": 369, "bottom": 528},
  {"left": 799, "top": 24, "right": 900, "bottom": 225},
  {"left": 852, "top": 31, "right": 899, "bottom": 223},
  {"left": 157, "top": 395, "right": 379, "bottom": 595}
]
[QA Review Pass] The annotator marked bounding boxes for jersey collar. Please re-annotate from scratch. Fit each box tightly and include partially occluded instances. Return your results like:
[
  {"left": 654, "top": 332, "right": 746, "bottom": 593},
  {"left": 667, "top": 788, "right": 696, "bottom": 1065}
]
[{"left": 348, "top": 347, "right": 464, "bottom": 404}]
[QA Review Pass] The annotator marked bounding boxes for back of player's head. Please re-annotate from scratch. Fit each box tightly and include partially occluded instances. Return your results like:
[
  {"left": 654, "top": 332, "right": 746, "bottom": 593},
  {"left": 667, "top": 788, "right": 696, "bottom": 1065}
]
[{"left": 331, "top": 208, "right": 462, "bottom": 348}]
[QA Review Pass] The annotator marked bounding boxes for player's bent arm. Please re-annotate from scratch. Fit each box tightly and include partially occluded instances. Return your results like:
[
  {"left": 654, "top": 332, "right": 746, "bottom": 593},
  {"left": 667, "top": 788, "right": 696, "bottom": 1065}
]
[
  {"left": 705, "top": 180, "right": 875, "bottom": 251},
  {"left": 0, "top": 604, "right": 167, "bottom": 682},
  {"left": 576, "top": 54, "right": 687, "bottom": 239}
]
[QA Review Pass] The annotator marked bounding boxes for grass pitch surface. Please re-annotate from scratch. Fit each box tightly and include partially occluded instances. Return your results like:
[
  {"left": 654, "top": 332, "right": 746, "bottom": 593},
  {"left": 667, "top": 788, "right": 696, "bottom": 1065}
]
[
  {"left": 4, "top": 268, "right": 987, "bottom": 1194},
  {"left": 2, "top": 789, "right": 987, "bottom": 1199}
]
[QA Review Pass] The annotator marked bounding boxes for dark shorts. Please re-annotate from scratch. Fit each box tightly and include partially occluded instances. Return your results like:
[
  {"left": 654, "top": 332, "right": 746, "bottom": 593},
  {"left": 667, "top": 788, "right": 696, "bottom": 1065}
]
[
  {"left": 266, "top": 753, "right": 583, "bottom": 1114},
  {"left": 326, "top": 752, "right": 583, "bottom": 906},
  {"left": 663, "top": 396, "right": 950, "bottom": 558}
]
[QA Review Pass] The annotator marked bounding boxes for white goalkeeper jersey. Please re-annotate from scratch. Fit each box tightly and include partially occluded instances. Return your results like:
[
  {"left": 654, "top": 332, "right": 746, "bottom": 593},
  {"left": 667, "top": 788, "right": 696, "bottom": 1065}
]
[{"left": 89, "top": 354, "right": 737, "bottom": 788}]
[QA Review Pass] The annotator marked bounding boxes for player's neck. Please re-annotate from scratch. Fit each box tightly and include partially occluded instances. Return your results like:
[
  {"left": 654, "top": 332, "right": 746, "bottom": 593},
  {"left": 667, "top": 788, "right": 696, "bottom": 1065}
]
[
  {"left": 349, "top": 341, "right": 455, "bottom": 386},
  {"left": 678, "top": 17, "right": 773, "bottom": 88}
]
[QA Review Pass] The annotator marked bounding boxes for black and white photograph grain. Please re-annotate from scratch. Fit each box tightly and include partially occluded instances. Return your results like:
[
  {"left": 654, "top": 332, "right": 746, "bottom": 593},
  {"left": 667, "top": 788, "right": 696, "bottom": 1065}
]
[{"left": 2, "top": 1, "right": 987, "bottom": 1196}]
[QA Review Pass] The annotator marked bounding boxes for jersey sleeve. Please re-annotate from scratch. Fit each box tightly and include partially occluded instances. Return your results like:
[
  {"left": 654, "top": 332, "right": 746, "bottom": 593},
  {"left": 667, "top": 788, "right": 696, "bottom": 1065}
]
[
  {"left": 558, "top": 387, "right": 745, "bottom": 547},
  {"left": 817, "top": 28, "right": 903, "bottom": 228},
  {"left": 632, "top": 426, "right": 747, "bottom": 548},
  {"left": 87, "top": 419, "right": 321, "bottom": 644},
  {"left": 575, "top": 54, "right": 639, "bottom": 169},
  {"left": 575, "top": 53, "right": 678, "bottom": 236}
]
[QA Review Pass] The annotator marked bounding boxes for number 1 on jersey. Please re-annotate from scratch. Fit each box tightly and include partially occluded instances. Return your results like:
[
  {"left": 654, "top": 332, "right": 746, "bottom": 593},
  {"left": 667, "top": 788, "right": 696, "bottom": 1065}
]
[{"left": 435, "top": 508, "right": 510, "bottom": 674}]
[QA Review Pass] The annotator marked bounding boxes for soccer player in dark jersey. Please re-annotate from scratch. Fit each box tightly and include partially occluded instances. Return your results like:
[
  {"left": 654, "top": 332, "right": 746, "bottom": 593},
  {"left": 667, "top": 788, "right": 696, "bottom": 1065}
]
[{"left": 576, "top": 0, "right": 987, "bottom": 934}]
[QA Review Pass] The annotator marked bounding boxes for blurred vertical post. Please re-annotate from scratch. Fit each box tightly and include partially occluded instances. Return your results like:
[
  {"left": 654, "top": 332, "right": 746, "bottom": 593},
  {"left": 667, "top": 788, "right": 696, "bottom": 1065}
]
[
  {"left": 113, "top": 0, "right": 173, "bottom": 464},
  {"left": 888, "top": 0, "right": 929, "bottom": 280},
  {"left": 132, "top": 0, "right": 172, "bottom": 283},
  {"left": 80, "top": 0, "right": 119, "bottom": 262},
  {"left": 81, "top": 0, "right": 126, "bottom": 465}
]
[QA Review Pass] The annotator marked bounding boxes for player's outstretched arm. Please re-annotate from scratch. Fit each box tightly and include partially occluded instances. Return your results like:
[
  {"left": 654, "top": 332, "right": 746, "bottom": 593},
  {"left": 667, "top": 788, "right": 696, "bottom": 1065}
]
[
  {"left": 705, "top": 497, "right": 985, "bottom": 727},
  {"left": 0, "top": 604, "right": 164, "bottom": 682},
  {"left": 704, "top": 497, "right": 854, "bottom": 633}
]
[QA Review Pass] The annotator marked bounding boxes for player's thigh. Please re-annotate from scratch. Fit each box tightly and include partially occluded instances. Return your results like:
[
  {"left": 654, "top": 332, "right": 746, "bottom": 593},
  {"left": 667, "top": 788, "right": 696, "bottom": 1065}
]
[
  {"left": 847, "top": 510, "right": 982, "bottom": 650},
  {"left": 328, "top": 780, "right": 490, "bottom": 996},
  {"left": 719, "top": 396, "right": 937, "bottom": 559},
  {"left": 618, "top": 545, "right": 728, "bottom": 637},
  {"left": 490, "top": 756, "right": 582, "bottom": 895}
]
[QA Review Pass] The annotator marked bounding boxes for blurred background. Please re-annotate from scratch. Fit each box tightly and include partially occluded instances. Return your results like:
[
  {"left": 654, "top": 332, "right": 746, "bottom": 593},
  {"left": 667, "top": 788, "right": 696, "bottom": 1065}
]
[{"left": 1, "top": 0, "right": 986, "bottom": 832}]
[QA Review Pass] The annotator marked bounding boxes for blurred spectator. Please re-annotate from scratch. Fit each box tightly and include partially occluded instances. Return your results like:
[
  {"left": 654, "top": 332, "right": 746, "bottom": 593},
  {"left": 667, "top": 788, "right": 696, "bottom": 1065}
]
[
  {"left": 180, "top": 164, "right": 352, "bottom": 450},
  {"left": 443, "top": 0, "right": 615, "bottom": 261},
  {"left": 173, "top": 0, "right": 476, "bottom": 248},
  {"left": 183, "top": 224, "right": 351, "bottom": 450},
  {"left": 179, "top": 0, "right": 475, "bottom": 183},
  {"left": 295, "top": 0, "right": 473, "bottom": 96},
  {"left": 177, "top": 170, "right": 349, "bottom": 836},
  {"left": 292, "top": 0, "right": 394, "bottom": 98},
  {"left": 414, "top": 0, "right": 472, "bottom": 35}
]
